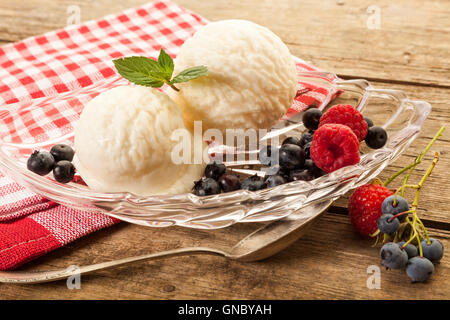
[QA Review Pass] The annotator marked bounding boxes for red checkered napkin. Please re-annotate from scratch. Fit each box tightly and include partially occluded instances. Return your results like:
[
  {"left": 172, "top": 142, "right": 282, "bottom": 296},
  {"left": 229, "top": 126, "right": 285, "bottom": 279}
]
[{"left": 0, "top": 0, "right": 335, "bottom": 270}]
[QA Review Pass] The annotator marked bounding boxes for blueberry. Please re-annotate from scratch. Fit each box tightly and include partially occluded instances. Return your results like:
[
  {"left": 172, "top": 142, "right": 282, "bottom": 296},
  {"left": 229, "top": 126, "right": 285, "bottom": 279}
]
[
  {"left": 299, "top": 132, "right": 314, "bottom": 147},
  {"left": 264, "top": 174, "right": 287, "bottom": 188},
  {"left": 53, "top": 160, "right": 75, "bottom": 183},
  {"left": 380, "top": 242, "right": 408, "bottom": 269},
  {"left": 279, "top": 143, "right": 305, "bottom": 170},
  {"left": 377, "top": 214, "right": 400, "bottom": 235},
  {"left": 302, "top": 108, "right": 322, "bottom": 131},
  {"left": 289, "top": 169, "right": 315, "bottom": 181},
  {"left": 259, "top": 145, "right": 279, "bottom": 166},
  {"left": 364, "top": 117, "right": 374, "bottom": 128},
  {"left": 264, "top": 165, "right": 290, "bottom": 180},
  {"left": 303, "top": 141, "right": 312, "bottom": 159},
  {"left": 27, "top": 150, "right": 55, "bottom": 176},
  {"left": 282, "top": 136, "right": 302, "bottom": 147},
  {"left": 397, "top": 242, "right": 418, "bottom": 259},
  {"left": 218, "top": 173, "right": 241, "bottom": 193},
  {"left": 365, "top": 126, "right": 387, "bottom": 149},
  {"left": 304, "top": 159, "right": 325, "bottom": 178},
  {"left": 406, "top": 257, "right": 434, "bottom": 283},
  {"left": 50, "top": 144, "right": 74, "bottom": 162},
  {"left": 241, "top": 175, "right": 266, "bottom": 191},
  {"left": 421, "top": 238, "right": 444, "bottom": 263},
  {"left": 193, "top": 178, "right": 221, "bottom": 196},
  {"left": 381, "top": 195, "right": 409, "bottom": 221},
  {"left": 205, "top": 161, "right": 226, "bottom": 180}
]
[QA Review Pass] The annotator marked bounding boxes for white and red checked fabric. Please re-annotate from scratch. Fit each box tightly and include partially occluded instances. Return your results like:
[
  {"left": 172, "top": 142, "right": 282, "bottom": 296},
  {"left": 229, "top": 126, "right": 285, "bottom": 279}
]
[{"left": 0, "top": 0, "right": 336, "bottom": 270}]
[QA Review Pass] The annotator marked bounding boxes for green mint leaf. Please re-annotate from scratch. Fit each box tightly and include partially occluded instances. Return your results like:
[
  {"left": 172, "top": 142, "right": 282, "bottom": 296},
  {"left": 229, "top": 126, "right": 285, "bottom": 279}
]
[
  {"left": 113, "top": 56, "right": 166, "bottom": 87},
  {"left": 157, "top": 48, "right": 174, "bottom": 79},
  {"left": 171, "top": 66, "right": 208, "bottom": 84}
]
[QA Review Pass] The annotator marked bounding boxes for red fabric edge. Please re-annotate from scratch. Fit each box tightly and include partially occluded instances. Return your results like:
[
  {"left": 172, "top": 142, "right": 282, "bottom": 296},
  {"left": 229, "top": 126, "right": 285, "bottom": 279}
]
[{"left": 0, "top": 218, "right": 61, "bottom": 270}]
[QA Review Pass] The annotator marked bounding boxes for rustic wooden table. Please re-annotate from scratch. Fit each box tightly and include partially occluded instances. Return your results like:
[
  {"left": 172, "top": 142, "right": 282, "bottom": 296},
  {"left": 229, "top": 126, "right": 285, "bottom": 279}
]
[{"left": 0, "top": 0, "right": 449, "bottom": 299}]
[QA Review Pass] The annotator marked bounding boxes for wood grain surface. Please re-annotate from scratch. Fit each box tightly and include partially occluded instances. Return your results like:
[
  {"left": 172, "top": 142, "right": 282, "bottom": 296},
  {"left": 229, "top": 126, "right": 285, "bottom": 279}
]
[{"left": 0, "top": 0, "right": 449, "bottom": 299}]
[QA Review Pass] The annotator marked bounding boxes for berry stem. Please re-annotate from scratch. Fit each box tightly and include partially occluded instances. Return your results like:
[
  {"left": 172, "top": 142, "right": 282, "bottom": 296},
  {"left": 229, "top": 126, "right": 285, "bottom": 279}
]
[
  {"left": 402, "top": 218, "right": 417, "bottom": 247},
  {"left": 165, "top": 81, "right": 180, "bottom": 92},
  {"left": 416, "top": 217, "right": 430, "bottom": 245},
  {"left": 370, "top": 229, "right": 380, "bottom": 237},
  {"left": 384, "top": 126, "right": 445, "bottom": 187},
  {"left": 402, "top": 152, "right": 439, "bottom": 255},
  {"left": 388, "top": 210, "right": 413, "bottom": 222}
]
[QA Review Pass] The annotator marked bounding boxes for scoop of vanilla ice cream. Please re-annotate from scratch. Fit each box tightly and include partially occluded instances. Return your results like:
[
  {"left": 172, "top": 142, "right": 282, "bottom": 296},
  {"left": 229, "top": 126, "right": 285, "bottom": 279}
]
[
  {"left": 169, "top": 19, "right": 298, "bottom": 133},
  {"left": 74, "top": 86, "right": 204, "bottom": 196}
]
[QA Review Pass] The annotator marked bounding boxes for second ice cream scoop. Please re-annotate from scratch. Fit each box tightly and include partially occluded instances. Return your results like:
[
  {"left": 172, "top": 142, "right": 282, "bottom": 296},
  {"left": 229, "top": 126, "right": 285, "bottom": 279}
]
[{"left": 169, "top": 19, "right": 298, "bottom": 134}]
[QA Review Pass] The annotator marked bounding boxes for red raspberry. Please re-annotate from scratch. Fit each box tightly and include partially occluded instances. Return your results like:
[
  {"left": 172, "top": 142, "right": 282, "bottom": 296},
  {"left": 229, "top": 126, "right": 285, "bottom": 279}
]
[
  {"left": 310, "top": 123, "right": 360, "bottom": 173},
  {"left": 348, "top": 184, "right": 394, "bottom": 236},
  {"left": 319, "top": 104, "right": 368, "bottom": 141}
]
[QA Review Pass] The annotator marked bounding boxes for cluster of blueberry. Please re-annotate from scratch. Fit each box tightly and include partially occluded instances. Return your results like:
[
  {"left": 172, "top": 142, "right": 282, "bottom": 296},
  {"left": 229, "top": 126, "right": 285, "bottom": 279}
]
[
  {"left": 192, "top": 109, "right": 325, "bottom": 196},
  {"left": 258, "top": 111, "right": 326, "bottom": 184},
  {"left": 193, "top": 162, "right": 240, "bottom": 196},
  {"left": 193, "top": 105, "right": 389, "bottom": 196},
  {"left": 380, "top": 240, "right": 443, "bottom": 283},
  {"left": 27, "top": 144, "right": 76, "bottom": 183},
  {"left": 378, "top": 195, "right": 444, "bottom": 283}
]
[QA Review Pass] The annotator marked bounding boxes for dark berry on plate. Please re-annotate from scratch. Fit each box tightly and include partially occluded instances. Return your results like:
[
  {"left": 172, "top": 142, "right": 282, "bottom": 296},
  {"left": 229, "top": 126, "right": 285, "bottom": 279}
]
[
  {"left": 406, "top": 257, "right": 434, "bottom": 283},
  {"left": 421, "top": 238, "right": 444, "bottom": 263},
  {"left": 278, "top": 143, "right": 305, "bottom": 170},
  {"left": 204, "top": 161, "right": 226, "bottom": 180},
  {"left": 380, "top": 242, "right": 408, "bottom": 269},
  {"left": 264, "top": 174, "right": 287, "bottom": 188},
  {"left": 302, "top": 108, "right": 322, "bottom": 131},
  {"left": 364, "top": 117, "right": 374, "bottom": 128},
  {"left": 218, "top": 173, "right": 241, "bottom": 193},
  {"left": 282, "top": 136, "right": 302, "bottom": 147},
  {"left": 397, "top": 242, "right": 419, "bottom": 259},
  {"left": 53, "top": 160, "right": 75, "bottom": 183},
  {"left": 259, "top": 145, "right": 279, "bottom": 166},
  {"left": 377, "top": 214, "right": 400, "bottom": 235},
  {"left": 299, "top": 132, "right": 314, "bottom": 147},
  {"left": 193, "top": 178, "right": 221, "bottom": 196},
  {"left": 50, "top": 144, "right": 75, "bottom": 162},
  {"left": 365, "top": 126, "right": 388, "bottom": 149},
  {"left": 264, "top": 165, "right": 290, "bottom": 180},
  {"left": 303, "top": 141, "right": 311, "bottom": 159},
  {"left": 304, "top": 159, "right": 325, "bottom": 178},
  {"left": 241, "top": 174, "right": 266, "bottom": 191},
  {"left": 289, "top": 169, "right": 314, "bottom": 182},
  {"left": 381, "top": 195, "right": 409, "bottom": 221},
  {"left": 310, "top": 124, "right": 360, "bottom": 173},
  {"left": 319, "top": 104, "right": 368, "bottom": 141},
  {"left": 27, "top": 150, "right": 55, "bottom": 176}
]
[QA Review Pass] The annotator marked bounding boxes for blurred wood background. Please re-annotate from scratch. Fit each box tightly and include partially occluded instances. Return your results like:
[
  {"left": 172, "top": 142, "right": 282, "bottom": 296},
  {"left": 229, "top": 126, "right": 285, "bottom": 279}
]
[{"left": 0, "top": 0, "right": 449, "bottom": 299}]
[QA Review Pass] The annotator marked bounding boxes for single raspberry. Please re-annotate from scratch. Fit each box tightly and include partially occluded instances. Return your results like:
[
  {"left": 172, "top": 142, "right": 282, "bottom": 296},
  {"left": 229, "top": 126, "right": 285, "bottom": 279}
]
[
  {"left": 310, "top": 123, "right": 360, "bottom": 173},
  {"left": 348, "top": 184, "right": 393, "bottom": 236},
  {"left": 319, "top": 104, "right": 368, "bottom": 141}
]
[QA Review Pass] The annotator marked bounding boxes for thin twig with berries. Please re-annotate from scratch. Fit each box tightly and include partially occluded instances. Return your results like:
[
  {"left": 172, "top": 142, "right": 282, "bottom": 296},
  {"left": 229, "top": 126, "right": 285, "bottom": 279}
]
[{"left": 374, "top": 126, "right": 445, "bottom": 282}]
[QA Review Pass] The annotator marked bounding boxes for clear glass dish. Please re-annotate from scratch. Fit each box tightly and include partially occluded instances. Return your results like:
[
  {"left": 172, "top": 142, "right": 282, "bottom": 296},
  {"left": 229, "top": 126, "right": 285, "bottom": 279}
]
[{"left": 0, "top": 71, "right": 431, "bottom": 229}]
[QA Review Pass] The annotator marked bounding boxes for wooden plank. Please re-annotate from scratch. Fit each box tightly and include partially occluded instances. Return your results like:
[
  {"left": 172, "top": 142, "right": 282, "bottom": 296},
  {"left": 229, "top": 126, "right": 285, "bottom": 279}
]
[
  {"left": 0, "top": 213, "right": 448, "bottom": 299},
  {"left": 0, "top": 0, "right": 449, "bottom": 86},
  {"left": 174, "top": 0, "right": 450, "bottom": 87}
]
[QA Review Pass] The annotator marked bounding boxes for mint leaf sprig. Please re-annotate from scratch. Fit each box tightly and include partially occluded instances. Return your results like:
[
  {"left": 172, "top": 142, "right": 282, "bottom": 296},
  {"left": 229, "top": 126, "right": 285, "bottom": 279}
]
[{"left": 113, "top": 48, "right": 208, "bottom": 92}]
